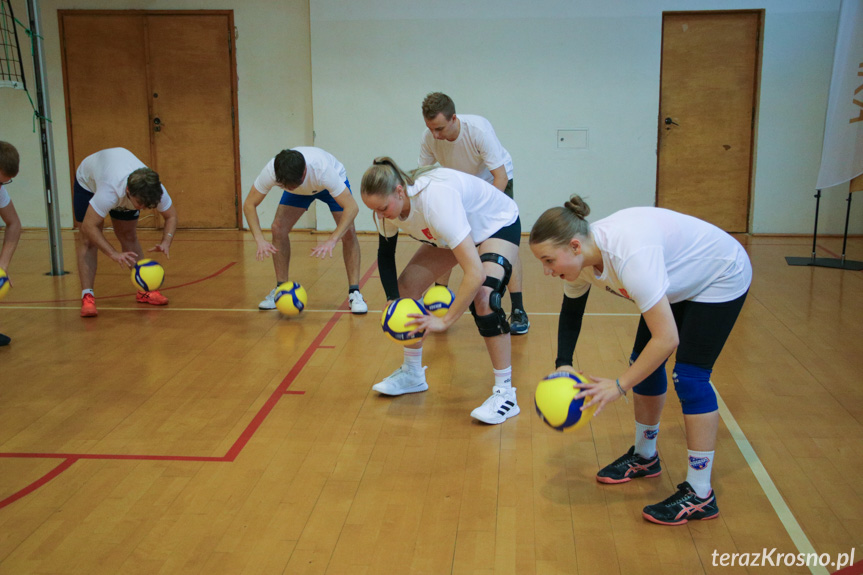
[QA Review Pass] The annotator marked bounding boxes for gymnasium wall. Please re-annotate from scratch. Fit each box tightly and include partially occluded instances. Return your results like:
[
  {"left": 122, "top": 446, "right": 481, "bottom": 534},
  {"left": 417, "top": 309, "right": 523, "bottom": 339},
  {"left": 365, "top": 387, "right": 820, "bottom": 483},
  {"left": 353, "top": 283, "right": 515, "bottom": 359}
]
[
  {"left": 0, "top": 0, "right": 314, "bottom": 232},
  {"left": 1, "top": 0, "right": 858, "bottom": 236},
  {"left": 310, "top": 0, "right": 855, "bottom": 235}
]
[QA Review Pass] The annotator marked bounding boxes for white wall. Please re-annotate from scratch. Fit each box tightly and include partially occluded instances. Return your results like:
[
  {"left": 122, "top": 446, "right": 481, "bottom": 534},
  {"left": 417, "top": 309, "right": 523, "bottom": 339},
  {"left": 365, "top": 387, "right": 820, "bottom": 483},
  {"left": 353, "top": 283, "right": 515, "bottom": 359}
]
[
  {"left": 1, "top": 0, "right": 858, "bottom": 236},
  {"left": 311, "top": 0, "right": 859, "bottom": 235},
  {"left": 0, "top": 0, "right": 314, "bottom": 231}
]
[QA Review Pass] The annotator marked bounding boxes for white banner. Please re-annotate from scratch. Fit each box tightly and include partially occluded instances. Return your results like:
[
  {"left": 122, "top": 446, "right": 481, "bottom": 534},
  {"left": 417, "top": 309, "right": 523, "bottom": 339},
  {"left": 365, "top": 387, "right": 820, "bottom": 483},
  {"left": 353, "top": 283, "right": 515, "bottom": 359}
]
[{"left": 816, "top": 0, "right": 863, "bottom": 189}]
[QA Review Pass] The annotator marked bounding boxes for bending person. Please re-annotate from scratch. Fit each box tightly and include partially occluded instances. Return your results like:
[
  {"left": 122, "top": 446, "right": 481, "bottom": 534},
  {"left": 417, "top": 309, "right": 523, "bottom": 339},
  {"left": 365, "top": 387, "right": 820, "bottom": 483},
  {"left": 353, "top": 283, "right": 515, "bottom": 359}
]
[
  {"left": 361, "top": 157, "right": 521, "bottom": 424},
  {"left": 530, "top": 195, "right": 751, "bottom": 525}
]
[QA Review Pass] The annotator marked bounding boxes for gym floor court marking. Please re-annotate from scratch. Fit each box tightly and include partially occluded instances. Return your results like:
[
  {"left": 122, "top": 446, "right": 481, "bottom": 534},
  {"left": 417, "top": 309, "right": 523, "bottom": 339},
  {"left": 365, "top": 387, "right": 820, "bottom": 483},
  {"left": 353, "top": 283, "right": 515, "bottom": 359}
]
[
  {"left": 0, "top": 262, "right": 378, "bottom": 510},
  {"left": 0, "top": 261, "right": 238, "bottom": 305},
  {"left": 713, "top": 383, "right": 829, "bottom": 575}
]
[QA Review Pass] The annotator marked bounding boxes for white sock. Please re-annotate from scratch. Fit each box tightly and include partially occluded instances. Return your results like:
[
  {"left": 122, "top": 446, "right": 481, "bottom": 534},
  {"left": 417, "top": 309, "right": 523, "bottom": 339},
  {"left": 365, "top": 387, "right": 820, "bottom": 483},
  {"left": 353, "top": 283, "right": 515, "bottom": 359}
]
[
  {"left": 634, "top": 422, "right": 659, "bottom": 459},
  {"left": 493, "top": 366, "right": 513, "bottom": 389},
  {"left": 686, "top": 450, "right": 714, "bottom": 498},
  {"left": 403, "top": 347, "right": 423, "bottom": 372},
  {"left": 82, "top": 289, "right": 94, "bottom": 298}
]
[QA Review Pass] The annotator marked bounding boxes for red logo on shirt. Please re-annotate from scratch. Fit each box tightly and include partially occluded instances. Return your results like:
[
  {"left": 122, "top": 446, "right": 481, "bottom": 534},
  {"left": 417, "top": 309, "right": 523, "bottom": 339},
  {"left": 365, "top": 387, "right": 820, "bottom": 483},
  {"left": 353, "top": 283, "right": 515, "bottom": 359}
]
[
  {"left": 421, "top": 228, "right": 434, "bottom": 240},
  {"left": 619, "top": 288, "right": 631, "bottom": 299}
]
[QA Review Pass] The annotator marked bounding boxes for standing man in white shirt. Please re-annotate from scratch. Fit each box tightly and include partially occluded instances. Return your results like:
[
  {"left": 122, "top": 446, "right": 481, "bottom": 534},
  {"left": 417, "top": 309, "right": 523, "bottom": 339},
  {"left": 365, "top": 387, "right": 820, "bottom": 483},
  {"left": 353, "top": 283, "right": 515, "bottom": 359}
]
[
  {"left": 74, "top": 148, "right": 178, "bottom": 318},
  {"left": 419, "top": 92, "right": 529, "bottom": 334},
  {"left": 243, "top": 147, "right": 367, "bottom": 314}
]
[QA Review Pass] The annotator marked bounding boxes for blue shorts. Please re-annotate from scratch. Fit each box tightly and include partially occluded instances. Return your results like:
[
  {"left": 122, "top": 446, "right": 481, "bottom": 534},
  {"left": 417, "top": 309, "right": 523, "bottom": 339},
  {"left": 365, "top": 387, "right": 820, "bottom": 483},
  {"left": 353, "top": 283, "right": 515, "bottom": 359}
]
[
  {"left": 279, "top": 179, "right": 351, "bottom": 212},
  {"left": 73, "top": 180, "right": 139, "bottom": 222}
]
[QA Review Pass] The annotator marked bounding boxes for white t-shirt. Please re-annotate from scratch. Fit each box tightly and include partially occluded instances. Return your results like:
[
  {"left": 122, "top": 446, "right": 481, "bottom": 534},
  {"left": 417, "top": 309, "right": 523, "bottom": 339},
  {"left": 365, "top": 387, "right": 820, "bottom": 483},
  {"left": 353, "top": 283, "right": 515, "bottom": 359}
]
[
  {"left": 76, "top": 148, "right": 172, "bottom": 218},
  {"left": 419, "top": 114, "right": 514, "bottom": 184},
  {"left": 0, "top": 185, "right": 9, "bottom": 209},
  {"left": 376, "top": 167, "right": 518, "bottom": 249},
  {"left": 563, "top": 207, "right": 752, "bottom": 312},
  {"left": 253, "top": 147, "right": 348, "bottom": 197}
]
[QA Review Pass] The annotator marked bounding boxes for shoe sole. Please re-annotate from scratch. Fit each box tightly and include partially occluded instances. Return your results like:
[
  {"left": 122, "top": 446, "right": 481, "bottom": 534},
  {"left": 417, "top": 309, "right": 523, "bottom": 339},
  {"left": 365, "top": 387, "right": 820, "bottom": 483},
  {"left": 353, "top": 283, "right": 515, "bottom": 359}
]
[
  {"left": 259, "top": 305, "right": 276, "bottom": 310},
  {"left": 642, "top": 510, "right": 719, "bottom": 526},
  {"left": 471, "top": 404, "right": 521, "bottom": 424},
  {"left": 81, "top": 310, "right": 98, "bottom": 318},
  {"left": 596, "top": 470, "right": 662, "bottom": 484},
  {"left": 372, "top": 382, "right": 428, "bottom": 396},
  {"left": 350, "top": 309, "right": 368, "bottom": 315},
  {"left": 138, "top": 301, "right": 168, "bottom": 306},
  {"left": 510, "top": 327, "right": 529, "bottom": 335}
]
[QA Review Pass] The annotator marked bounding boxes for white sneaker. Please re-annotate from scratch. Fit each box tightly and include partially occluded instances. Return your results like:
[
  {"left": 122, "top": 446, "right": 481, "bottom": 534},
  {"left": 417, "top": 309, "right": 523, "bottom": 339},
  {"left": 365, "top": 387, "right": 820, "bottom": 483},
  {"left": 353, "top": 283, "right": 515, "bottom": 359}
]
[
  {"left": 259, "top": 287, "right": 277, "bottom": 310},
  {"left": 372, "top": 366, "right": 428, "bottom": 396},
  {"left": 470, "top": 386, "right": 520, "bottom": 424},
  {"left": 349, "top": 291, "right": 368, "bottom": 314}
]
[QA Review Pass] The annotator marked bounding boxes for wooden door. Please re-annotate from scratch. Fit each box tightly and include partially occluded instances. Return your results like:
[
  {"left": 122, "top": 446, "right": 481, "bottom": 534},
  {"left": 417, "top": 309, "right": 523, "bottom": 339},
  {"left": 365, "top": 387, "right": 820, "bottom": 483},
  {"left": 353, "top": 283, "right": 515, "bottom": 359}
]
[
  {"left": 60, "top": 15, "right": 152, "bottom": 168},
  {"left": 656, "top": 11, "right": 761, "bottom": 232},
  {"left": 60, "top": 11, "right": 240, "bottom": 229}
]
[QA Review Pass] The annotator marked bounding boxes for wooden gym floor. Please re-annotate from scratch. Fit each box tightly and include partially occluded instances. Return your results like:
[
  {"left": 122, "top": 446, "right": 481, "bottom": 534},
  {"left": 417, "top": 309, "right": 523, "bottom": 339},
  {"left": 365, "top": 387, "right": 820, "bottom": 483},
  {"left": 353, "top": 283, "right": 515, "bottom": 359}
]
[{"left": 0, "top": 229, "right": 861, "bottom": 575}]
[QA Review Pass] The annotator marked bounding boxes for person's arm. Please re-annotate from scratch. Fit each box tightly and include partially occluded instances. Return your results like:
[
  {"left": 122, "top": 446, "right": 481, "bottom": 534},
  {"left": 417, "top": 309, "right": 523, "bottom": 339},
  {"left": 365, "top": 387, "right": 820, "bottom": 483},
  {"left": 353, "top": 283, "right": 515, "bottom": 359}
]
[
  {"left": 555, "top": 290, "right": 590, "bottom": 368},
  {"left": 310, "top": 190, "right": 359, "bottom": 259},
  {"left": 408, "top": 236, "right": 484, "bottom": 334},
  {"left": 149, "top": 204, "right": 178, "bottom": 258},
  {"left": 377, "top": 232, "right": 399, "bottom": 301},
  {"left": 242, "top": 186, "right": 278, "bottom": 261},
  {"left": 0, "top": 200, "right": 22, "bottom": 271},
  {"left": 489, "top": 165, "right": 508, "bottom": 193},
  {"left": 81, "top": 206, "right": 138, "bottom": 268},
  {"left": 576, "top": 295, "right": 679, "bottom": 416}
]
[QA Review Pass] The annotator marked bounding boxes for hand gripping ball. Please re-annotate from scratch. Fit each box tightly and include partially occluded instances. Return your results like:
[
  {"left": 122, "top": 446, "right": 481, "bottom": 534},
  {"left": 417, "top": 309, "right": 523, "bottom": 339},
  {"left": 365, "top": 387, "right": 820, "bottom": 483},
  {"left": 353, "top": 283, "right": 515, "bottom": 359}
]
[
  {"left": 422, "top": 285, "right": 455, "bottom": 318},
  {"left": 131, "top": 259, "right": 165, "bottom": 292},
  {"left": 534, "top": 371, "right": 596, "bottom": 432},
  {"left": 275, "top": 281, "right": 308, "bottom": 316},
  {"left": 381, "top": 297, "right": 427, "bottom": 345}
]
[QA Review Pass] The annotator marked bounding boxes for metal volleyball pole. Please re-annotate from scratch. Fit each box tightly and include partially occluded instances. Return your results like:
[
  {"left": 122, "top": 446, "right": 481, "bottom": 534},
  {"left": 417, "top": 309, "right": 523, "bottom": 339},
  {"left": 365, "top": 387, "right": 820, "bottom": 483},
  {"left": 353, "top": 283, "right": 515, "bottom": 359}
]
[{"left": 26, "top": 0, "right": 66, "bottom": 276}]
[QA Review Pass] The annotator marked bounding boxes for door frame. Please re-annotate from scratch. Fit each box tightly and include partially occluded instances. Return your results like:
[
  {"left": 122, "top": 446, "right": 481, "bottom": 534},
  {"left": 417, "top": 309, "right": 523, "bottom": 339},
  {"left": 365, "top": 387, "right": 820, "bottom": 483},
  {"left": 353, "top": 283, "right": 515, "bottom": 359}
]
[
  {"left": 58, "top": 9, "right": 242, "bottom": 229},
  {"left": 655, "top": 9, "right": 764, "bottom": 233}
]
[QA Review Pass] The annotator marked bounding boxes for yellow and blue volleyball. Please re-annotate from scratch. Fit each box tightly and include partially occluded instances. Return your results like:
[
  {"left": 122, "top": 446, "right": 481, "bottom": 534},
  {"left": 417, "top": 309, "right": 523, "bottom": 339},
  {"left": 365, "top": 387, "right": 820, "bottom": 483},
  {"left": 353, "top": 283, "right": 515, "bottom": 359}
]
[
  {"left": 534, "top": 372, "right": 596, "bottom": 432},
  {"left": 275, "top": 281, "right": 308, "bottom": 316},
  {"left": 381, "top": 297, "right": 427, "bottom": 345},
  {"left": 422, "top": 285, "right": 455, "bottom": 318},
  {"left": 131, "top": 259, "right": 165, "bottom": 291},
  {"left": 0, "top": 267, "right": 10, "bottom": 300}
]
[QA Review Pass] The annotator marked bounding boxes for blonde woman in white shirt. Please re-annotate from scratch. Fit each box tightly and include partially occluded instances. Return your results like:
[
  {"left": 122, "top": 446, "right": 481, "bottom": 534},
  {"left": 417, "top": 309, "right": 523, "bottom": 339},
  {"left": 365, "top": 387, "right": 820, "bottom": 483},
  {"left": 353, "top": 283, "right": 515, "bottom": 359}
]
[{"left": 361, "top": 157, "right": 521, "bottom": 424}]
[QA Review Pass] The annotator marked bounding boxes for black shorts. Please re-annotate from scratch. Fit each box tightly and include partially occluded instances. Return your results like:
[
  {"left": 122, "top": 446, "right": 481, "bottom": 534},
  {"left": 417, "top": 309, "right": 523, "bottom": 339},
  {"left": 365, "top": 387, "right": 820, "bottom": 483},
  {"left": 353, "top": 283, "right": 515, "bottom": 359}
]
[
  {"left": 485, "top": 216, "right": 521, "bottom": 246},
  {"left": 73, "top": 180, "right": 139, "bottom": 223},
  {"left": 631, "top": 291, "right": 748, "bottom": 370}
]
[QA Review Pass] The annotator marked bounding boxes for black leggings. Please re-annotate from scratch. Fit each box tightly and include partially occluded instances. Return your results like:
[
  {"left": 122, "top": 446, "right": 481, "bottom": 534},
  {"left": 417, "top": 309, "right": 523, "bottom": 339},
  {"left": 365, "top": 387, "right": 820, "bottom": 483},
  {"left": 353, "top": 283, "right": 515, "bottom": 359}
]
[{"left": 633, "top": 291, "right": 748, "bottom": 370}]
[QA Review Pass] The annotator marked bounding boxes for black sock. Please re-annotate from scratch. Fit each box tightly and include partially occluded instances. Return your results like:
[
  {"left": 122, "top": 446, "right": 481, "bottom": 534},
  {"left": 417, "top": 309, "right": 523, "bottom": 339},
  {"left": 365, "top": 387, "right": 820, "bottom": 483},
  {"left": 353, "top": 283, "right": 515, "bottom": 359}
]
[
  {"left": 349, "top": 285, "right": 360, "bottom": 294},
  {"left": 510, "top": 292, "right": 524, "bottom": 312}
]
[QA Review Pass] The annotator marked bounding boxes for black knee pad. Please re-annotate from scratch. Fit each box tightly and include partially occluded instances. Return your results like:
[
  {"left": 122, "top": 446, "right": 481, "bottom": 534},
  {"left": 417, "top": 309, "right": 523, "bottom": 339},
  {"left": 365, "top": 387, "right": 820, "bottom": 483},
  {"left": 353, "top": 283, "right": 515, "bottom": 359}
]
[{"left": 469, "top": 253, "right": 512, "bottom": 337}]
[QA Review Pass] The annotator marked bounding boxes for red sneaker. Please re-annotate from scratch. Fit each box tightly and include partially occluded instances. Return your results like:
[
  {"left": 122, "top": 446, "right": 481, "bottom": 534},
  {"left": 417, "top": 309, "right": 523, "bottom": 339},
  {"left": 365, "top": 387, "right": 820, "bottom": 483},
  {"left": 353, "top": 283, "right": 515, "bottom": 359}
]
[
  {"left": 80, "top": 293, "right": 98, "bottom": 317},
  {"left": 136, "top": 290, "right": 169, "bottom": 305}
]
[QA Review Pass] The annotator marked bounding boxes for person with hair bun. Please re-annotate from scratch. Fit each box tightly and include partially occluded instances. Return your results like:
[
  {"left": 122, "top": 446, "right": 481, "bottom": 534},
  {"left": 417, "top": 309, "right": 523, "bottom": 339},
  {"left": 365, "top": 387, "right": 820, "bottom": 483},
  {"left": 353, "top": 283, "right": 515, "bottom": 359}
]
[
  {"left": 529, "top": 196, "right": 751, "bottom": 525},
  {"left": 361, "top": 156, "right": 522, "bottom": 424}
]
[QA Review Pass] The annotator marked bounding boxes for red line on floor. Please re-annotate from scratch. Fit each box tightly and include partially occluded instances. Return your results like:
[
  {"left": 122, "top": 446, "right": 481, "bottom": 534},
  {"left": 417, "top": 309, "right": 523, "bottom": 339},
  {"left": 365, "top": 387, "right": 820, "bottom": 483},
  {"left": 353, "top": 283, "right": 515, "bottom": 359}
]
[
  {"left": 0, "top": 262, "right": 237, "bottom": 304},
  {"left": 0, "top": 261, "right": 380, "bottom": 508},
  {"left": 0, "top": 458, "right": 78, "bottom": 509}
]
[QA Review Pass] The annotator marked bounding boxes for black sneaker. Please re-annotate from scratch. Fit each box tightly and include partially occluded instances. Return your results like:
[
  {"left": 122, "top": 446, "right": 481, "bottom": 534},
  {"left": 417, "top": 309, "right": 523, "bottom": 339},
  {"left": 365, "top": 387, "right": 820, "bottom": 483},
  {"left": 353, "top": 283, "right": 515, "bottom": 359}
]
[
  {"left": 509, "top": 309, "right": 529, "bottom": 335},
  {"left": 642, "top": 481, "right": 719, "bottom": 525},
  {"left": 596, "top": 446, "right": 661, "bottom": 484},
  {"left": 0, "top": 333, "right": 10, "bottom": 346}
]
